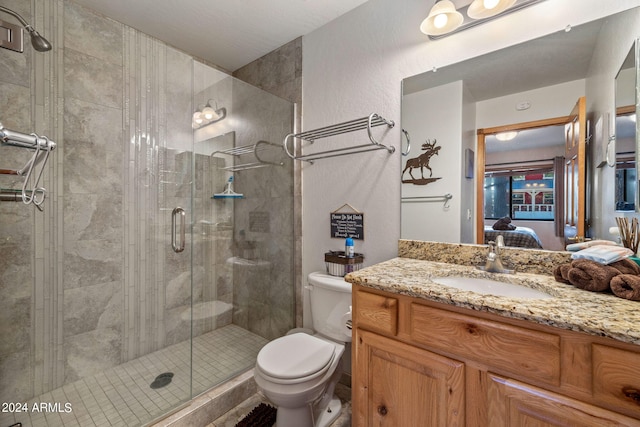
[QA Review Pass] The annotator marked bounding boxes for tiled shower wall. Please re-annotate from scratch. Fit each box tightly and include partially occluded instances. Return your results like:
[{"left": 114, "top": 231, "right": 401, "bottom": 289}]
[
  {"left": 0, "top": 0, "right": 295, "bottom": 406},
  {"left": 233, "top": 38, "right": 303, "bottom": 328}
]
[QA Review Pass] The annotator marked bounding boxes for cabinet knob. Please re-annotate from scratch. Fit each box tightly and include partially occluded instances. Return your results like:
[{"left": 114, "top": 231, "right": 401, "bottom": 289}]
[
  {"left": 377, "top": 405, "right": 388, "bottom": 416},
  {"left": 622, "top": 387, "right": 640, "bottom": 404}
]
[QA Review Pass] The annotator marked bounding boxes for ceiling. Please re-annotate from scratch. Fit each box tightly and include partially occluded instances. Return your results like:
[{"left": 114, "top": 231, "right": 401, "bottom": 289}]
[{"left": 69, "top": 0, "right": 370, "bottom": 72}]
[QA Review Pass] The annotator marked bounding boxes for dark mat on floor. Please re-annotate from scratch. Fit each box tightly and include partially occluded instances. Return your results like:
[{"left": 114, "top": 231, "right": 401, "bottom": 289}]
[{"left": 235, "top": 402, "right": 276, "bottom": 427}]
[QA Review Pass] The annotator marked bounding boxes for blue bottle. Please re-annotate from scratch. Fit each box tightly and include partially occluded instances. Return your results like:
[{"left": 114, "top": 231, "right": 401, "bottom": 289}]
[{"left": 345, "top": 237, "right": 355, "bottom": 258}]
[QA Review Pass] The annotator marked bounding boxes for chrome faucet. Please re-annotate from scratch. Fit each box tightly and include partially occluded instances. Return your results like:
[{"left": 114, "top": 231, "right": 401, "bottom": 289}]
[{"left": 477, "top": 236, "right": 515, "bottom": 274}]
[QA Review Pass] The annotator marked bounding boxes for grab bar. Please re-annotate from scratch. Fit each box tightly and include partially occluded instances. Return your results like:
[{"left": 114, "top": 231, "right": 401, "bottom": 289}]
[
  {"left": 0, "top": 122, "right": 56, "bottom": 210},
  {"left": 0, "top": 123, "right": 56, "bottom": 151},
  {"left": 401, "top": 129, "right": 411, "bottom": 156},
  {"left": 401, "top": 193, "right": 453, "bottom": 208}
]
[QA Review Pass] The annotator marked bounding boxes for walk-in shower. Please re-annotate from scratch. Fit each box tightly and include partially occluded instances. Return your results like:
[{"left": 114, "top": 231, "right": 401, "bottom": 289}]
[{"left": 0, "top": 1, "right": 295, "bottom": 426}]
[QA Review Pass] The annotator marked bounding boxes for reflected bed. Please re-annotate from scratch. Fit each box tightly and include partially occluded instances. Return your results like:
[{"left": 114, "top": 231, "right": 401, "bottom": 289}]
[{"left": 484, "top": 225, "right": 543, "bottom": 249}]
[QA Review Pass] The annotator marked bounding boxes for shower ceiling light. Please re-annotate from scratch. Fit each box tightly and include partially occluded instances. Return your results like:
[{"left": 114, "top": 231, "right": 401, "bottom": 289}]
[{"left": 421, "top": 0, "right": 545, "bottom": 40}]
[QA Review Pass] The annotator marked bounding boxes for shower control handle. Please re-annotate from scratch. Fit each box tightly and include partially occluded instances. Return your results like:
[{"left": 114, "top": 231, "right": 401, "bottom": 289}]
[{"left": 171, "top": 207, "right": 186, "bottom": 253}]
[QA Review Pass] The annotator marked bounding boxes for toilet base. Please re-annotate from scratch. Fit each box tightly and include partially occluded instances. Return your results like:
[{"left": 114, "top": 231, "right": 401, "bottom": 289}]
[
  {"left": 275, "top": 404, "right": 313, "bottom": 427},
  {"left": 274, "top": 395, "right": 342, "bottom": 427},
  {"left": 314, "top": 396, "right": 342, "bottom": 427}
]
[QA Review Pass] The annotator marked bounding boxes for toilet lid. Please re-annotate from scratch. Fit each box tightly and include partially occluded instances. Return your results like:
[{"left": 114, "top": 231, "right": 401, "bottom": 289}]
[{"left": 257, "top": 333, "right": 335, "bottom": 380}]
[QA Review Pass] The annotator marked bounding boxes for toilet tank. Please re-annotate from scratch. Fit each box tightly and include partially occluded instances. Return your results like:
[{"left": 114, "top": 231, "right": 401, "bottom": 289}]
[{"left": 308, "top": 272, "right": 352, "bottom": 343}]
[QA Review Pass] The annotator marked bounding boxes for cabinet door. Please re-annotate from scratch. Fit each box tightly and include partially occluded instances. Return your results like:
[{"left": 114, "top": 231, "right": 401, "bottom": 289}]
[
  {"left": 487, "top": 374, "right": 640, "bottom": 426},
  {"left": 353, "top": 329, "right": 465, "bottom": 426}
]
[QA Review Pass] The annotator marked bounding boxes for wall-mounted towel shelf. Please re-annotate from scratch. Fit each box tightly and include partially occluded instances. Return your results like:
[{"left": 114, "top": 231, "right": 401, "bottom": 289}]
[
  {"left": 283, "top": 113, "right": 395, "bottom": 163},
  {"left": 401, "top": 193, "right": 453, "bottom": 209},
  {"left": 211, "top": 140, "right": 284, "bottom": 172},
  {"left": 0, "top": 122, "right": 56, "bottom": 210}
]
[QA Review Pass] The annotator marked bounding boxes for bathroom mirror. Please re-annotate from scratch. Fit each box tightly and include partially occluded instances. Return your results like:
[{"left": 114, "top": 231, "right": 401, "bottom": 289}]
[
  {"left": 401, "top": 8, "right": 640, "bottom": 249},
  {"left": 614, "top": 40, "right": 638, "bottom": 212}
]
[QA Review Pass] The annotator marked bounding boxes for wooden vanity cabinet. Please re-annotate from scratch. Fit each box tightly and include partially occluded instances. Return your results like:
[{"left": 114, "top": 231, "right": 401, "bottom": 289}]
[{"left": 352, "top": 285, "right": 640, "bottom": 427}]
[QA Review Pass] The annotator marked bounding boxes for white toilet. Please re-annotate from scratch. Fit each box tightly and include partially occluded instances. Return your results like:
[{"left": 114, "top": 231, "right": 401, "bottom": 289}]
[{"left": 254, "top": 271, "right": 352, "bottom": 427}]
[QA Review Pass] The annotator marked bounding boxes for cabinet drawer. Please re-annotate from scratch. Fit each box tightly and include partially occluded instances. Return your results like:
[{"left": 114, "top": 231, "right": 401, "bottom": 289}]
[
  {"left": 355, "top": 290, "right": 398, "bottom": 336},
  {"left": 592, "top": 344, "right": 640, "bottom": 417},
  {"left": 410, "top": 304, "right": 561, "bottom": 385}
]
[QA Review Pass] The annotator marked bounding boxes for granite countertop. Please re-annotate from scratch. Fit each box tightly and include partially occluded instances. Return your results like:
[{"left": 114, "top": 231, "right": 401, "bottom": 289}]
[{"left": 345, "top": 256, "right": 640, "bottom": 346}]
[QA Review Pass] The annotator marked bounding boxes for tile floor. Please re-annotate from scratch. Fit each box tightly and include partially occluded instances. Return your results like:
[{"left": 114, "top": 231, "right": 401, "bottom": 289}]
[
  {"left": 0, "top": 325, "right": 267, "bottom": 427},
  {"left": 206, "top": 382, "right": 352, "bottom": 427}
]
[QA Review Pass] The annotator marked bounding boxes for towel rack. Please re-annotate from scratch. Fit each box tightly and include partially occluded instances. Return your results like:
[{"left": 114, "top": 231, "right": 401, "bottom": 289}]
[
  {"left": 401, "top": 193, "right": 453, "bottom": 208},
  {"left": 283, "top": 113, "right": 395, "bottom": 163},
  {"left": 0, "top": 122, "right": 56, "bottom": 210},
  {"left": 211, "top": 140, "right": 284, "bottom": 172}
]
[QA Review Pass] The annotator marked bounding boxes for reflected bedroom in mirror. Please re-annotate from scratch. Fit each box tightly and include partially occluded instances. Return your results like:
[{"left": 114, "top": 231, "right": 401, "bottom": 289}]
[{"left": 401, "top": 7, "right": 640, "bottom": 252}]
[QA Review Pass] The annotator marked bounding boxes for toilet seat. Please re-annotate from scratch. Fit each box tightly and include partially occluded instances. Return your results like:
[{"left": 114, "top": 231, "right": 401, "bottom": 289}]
[{"left": 257, "top": 333, "right": 336, "bottom": 383}]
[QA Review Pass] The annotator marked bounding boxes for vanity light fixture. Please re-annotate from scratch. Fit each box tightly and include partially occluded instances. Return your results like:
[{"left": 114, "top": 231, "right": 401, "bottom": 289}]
[
  {"left": 192, "top": 100, "right": 226, "bottom": 129},
  {"left": 495, "top": 131, "right": 518, "bottom": 141},
  {"left": 467, "top": 0, "right": 516, "bottom": 19},
  {"left": 420, "top": 0, "right": 464, "bottom": 36},
  {"left": 421, "top": 0, "right": 545, "bottom": 39}
]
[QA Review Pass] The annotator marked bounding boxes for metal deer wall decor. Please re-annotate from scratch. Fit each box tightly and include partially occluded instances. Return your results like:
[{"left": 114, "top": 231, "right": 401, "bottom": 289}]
[{"left": 401, "top": 139, "right": 442, "bottom": 185}]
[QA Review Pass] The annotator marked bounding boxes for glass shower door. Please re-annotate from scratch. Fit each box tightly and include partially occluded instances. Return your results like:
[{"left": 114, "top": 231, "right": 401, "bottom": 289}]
[{"left": 189, "top": 62, "right": 295, "bottom": 397}]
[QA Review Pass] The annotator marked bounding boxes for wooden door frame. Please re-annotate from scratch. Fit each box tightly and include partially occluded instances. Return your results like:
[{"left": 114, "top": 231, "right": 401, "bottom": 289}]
[{"left": 475, "top": 116, "right": 571, "bottom": 244}]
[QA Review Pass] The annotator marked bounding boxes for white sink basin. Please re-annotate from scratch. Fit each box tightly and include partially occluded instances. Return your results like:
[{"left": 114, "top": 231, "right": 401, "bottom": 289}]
[{"left": 431, "top": 276, "right": 553, "bottom": 299}]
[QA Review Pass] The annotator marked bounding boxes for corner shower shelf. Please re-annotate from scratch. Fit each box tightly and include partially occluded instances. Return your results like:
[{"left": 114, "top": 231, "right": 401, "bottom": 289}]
[
  {"left": 283, "top": 113, "right": 395, "bottom": 163},
  {"left": 211, "top": 140, "right": 284, "bottom": 172}
]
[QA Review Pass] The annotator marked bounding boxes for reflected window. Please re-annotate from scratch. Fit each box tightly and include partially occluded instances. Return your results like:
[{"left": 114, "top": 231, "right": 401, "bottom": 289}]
[
  {"left": 484, "top": 170, "right": 554, "bottom": 220},
  {"left": 615, "top": 161, "right": 636, "bottom": 211}
]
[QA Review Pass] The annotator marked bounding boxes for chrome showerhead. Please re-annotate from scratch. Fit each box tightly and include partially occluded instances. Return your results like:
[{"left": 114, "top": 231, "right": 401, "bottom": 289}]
[
  {"left": 0, "top": 5, "right": 52, "bottom": 52},
  {"left": 25, "top": 26, "right": 52, "bottom": 52}
]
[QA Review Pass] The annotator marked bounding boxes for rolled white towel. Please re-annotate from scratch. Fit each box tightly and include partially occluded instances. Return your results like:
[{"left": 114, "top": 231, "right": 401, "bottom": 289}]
[
  {"left": 570, "top": 245, "right": 634, "bottom": 265},
  {"left": 566, "top": 239, "right": 619, "bottom": 252}
]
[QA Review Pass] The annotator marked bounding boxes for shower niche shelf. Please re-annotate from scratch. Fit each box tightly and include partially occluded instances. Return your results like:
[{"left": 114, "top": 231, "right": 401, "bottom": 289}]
[
  {"left": 283, "top": 113, "right": 395, "bottom": 163},
  {"left": 211, "top": 140, "right": 284, "bottom": 172}
]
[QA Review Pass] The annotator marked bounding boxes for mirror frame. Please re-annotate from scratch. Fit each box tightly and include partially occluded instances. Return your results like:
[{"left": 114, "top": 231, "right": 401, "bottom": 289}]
[{"left": 475, "top": 116, "right": 571, "bottom": 245}]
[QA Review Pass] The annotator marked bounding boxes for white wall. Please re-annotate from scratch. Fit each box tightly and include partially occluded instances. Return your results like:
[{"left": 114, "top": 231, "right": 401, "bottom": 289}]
[
  {"left": 460, "top": 84, "right": 477, "bottom": 243},
  {"left": 401, "top": 81, "right": 465, "bottom": 242},
  {"left": 301, "top": 0, "right": 640, "bottom": 325}
]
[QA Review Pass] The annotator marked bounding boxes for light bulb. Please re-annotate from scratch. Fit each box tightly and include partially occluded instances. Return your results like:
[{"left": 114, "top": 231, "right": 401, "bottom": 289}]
[
  {"left": 433, "top": 13, "right": 448, "bottom": 29},
  {"left": 495, "top": 131, "right": 518, "bottom": 141},
  {"left": 201, "top": 106, "right": 219, "bottom": 121},
  {"left": 484, "top": 0, "right": 499, "bottom": 9},
  {"left": 193, "top": 111, "right": 204, "bottom": 125}
]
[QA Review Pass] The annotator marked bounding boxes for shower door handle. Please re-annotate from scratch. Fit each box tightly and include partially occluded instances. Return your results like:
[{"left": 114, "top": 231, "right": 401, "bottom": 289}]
[{"left": 171, "top": 207, "right": 186, "bottom": 253}]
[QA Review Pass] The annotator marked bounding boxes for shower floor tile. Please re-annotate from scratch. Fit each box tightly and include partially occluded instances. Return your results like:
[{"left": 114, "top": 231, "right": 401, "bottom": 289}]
[{"left": 0, "top": 325, "right": 267, "bottom": 427}]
